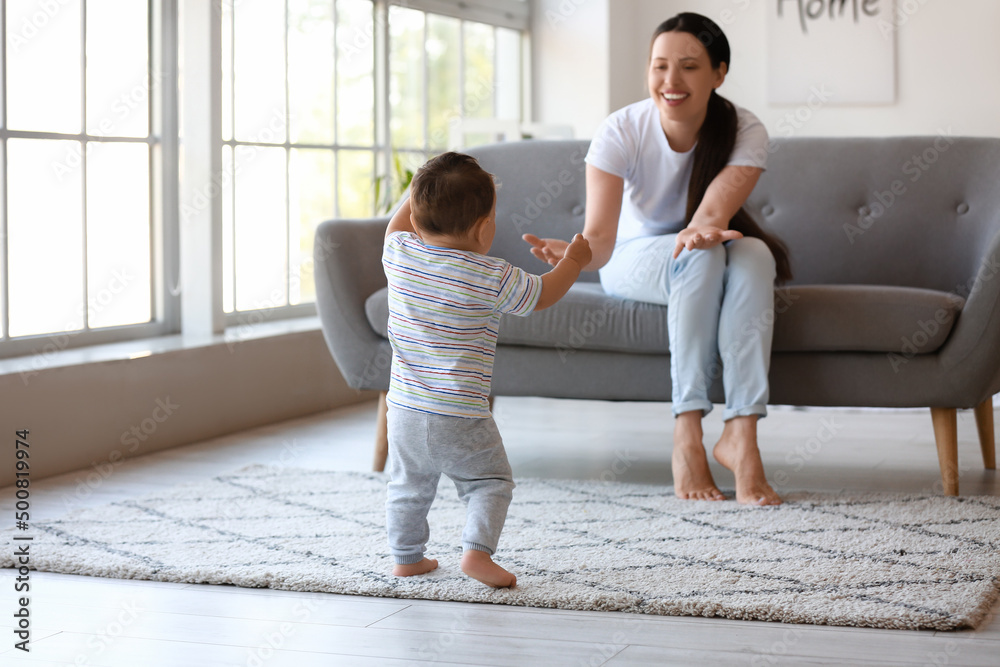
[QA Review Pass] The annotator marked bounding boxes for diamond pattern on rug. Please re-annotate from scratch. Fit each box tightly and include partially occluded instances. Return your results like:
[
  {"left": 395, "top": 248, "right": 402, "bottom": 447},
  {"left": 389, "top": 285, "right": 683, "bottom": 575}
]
[{"left": 3, "top": 465, "right": 998, "bottom": 630}]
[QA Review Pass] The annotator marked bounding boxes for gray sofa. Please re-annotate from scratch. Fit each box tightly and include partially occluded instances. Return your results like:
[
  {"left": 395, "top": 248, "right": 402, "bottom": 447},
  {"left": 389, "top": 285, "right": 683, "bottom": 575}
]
[{"left": 314, "top": 137, "right": 1000, "bottom": 495}]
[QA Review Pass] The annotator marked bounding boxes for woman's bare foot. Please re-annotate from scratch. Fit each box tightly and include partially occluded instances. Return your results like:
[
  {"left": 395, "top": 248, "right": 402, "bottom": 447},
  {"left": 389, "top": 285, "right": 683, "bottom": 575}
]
[
  {"left": 461, "top": 549, "right": 516, "bottom": 588},
  {"left": 672, "top": 411, "right": 725, "bottom": 501},
  {"left": 393, "top": 557, "right": 438, "bottom": 577},
  {"left": 712, "top": 416, "right": 782, "bottom": 506}
]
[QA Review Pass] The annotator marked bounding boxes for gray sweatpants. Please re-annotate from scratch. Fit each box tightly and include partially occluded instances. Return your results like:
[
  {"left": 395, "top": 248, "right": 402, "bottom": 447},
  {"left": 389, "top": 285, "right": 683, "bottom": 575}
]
[{"left": 385, "top": 405, "right": 515, "bottom": 565}]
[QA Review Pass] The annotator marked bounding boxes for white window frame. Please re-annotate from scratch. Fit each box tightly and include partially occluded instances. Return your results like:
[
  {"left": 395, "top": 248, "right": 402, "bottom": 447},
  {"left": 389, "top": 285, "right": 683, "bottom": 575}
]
[
  {"left": 220, "top": 0, "right": 384, "bottom": 328},
  {"left": 385, "top": 4, "right": 526, "bottom": 160},
  {"left": 0, "top": 0, "right": 530, "bottom": 353},
  {"left": 221, "top": 0, "right": 531, "bottom": 330},
  {"left": 0, "top": 0, "right": 180, "bottom": 359},
  {"left": 392, "top": 0, "right": 529, "bottom": 32}
]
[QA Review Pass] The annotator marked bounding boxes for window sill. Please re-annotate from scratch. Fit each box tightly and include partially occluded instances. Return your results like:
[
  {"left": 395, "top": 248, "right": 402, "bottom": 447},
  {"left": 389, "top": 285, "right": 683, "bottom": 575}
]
[{"left": 0, "top": 316, "right": 322, "bottom": 379}]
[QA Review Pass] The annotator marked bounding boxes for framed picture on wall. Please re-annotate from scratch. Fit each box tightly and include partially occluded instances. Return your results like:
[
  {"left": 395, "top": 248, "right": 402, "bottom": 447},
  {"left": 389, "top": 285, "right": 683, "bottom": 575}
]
[{"left": 767, "top": 0, "right": 897, "bottom": 105}]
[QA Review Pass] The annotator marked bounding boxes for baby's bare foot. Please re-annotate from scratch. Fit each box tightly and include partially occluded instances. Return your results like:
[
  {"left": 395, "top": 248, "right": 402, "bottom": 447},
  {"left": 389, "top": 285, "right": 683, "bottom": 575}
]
[
  {"left": 393, "top": 558, "right": 438, "bottom": 577},
  {"left": 672, "top": 413, "right": 725, "bottom": 501},
  {"left": 713, "top": 417, "right": 782, "bottom": 506},
  {"left": 461, "top": 550, "right": 516, "bottom": 588}
]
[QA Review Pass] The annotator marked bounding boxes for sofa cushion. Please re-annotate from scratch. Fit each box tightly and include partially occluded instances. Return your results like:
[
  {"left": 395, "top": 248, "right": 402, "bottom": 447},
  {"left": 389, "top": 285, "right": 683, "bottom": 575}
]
[
  {"left": 365, "top": 283, "right": 964, "bottom": 355},
  {"left": 770, "top": 285, "right": 963, "bottom": 353}
]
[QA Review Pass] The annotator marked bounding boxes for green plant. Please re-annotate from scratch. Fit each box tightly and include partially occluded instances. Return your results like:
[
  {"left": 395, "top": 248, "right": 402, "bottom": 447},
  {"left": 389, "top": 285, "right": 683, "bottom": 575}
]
[{"left": 374, "top": 153, "right": 416, "bottom": 216}]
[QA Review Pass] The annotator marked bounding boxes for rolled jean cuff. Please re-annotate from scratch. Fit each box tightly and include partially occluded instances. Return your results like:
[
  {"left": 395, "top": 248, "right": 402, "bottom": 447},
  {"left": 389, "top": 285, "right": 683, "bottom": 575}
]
[
  {"left": 672, "top": 399, "right": 713, "bottom": 418},
  {"left": 393, "top": 552, "right": 425, "bottom": 565},
  {"left": 463, "top": 541, "right": 494, "bottom": 555},
  {"left": 722, "top": 404, "right": 768, "bottom": 421}
]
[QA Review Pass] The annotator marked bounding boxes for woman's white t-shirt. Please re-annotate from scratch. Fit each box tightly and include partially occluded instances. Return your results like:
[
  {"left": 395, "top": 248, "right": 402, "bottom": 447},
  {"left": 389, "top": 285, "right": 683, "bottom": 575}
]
[{"left": 585, "top": 97, "right": 770, "bottom": 243}]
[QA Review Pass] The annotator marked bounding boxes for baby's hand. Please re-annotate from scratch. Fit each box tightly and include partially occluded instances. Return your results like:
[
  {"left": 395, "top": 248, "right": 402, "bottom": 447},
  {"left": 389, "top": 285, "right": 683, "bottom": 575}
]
[{"left": 564, "top": 233, "right": 592, "bottom": 270}]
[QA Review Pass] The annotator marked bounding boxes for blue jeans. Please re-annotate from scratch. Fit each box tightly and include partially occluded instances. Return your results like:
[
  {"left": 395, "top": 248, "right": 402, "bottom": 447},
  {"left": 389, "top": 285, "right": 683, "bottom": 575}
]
[{"left": 599, "top": 235, "right": 777, "bottom": 420}]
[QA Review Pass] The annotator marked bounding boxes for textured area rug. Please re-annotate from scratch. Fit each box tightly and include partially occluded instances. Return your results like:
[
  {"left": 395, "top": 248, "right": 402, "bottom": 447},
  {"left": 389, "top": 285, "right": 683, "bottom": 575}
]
[{"left": 4, "top": 465, "right": 999, "bottom": 630}]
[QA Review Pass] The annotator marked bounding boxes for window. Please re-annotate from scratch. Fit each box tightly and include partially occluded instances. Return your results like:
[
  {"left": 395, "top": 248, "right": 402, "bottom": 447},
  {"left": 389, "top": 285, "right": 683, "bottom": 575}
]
[
  {"left": 222, "top": 0, "right": 528, "bottom": 325},
  {"left": 388, "top": 7, "right": 523, "bottom": 171},
  {"left": 0, "top": 0, "right": 528, "bottom": 357},
  {"left": 221, "top": 0, "right": 379, "bottom": 317},
  {"left": 1, "top": 0, "right": 173, "bottom": 359}
]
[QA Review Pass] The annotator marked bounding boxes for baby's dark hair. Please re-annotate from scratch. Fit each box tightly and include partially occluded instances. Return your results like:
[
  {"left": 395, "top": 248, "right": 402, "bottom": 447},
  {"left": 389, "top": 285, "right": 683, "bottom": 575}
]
[{"left": 409, "top": 152, "right": 495, "bottom": 238}]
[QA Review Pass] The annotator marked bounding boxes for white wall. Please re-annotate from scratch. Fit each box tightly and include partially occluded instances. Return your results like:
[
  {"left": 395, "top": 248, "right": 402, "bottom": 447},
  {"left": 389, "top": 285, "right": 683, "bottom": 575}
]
[
  {"left": 533, "top": 0, "right": 1000, "bottom": 138},
  {"left": 607, "top": 1, "right": 648, "bottom": 113},
  {"left": 530, "top": 0, "right": 613, "bottom": 138},
  {"left": 1, "top": 331, "right": 371, "bottom": 486}
]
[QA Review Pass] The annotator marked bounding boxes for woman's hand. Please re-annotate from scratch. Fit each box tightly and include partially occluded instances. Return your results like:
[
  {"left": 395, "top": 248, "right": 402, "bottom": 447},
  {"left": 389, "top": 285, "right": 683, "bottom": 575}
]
[
  {"left": 522, "top": 165, "right": 623, "bottom": 271},
  {"left": 523, "top": 234, "right": 569, "bottom": 266},
  {"left": 672, "top": 227, "right": 743, "bottom": 258}
]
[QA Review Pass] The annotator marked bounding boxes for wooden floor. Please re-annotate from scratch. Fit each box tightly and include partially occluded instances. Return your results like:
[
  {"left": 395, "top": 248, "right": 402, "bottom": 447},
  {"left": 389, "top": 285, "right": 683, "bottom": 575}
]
[{"left": 2, "top": 397, "right": 998, "bottom": 666}]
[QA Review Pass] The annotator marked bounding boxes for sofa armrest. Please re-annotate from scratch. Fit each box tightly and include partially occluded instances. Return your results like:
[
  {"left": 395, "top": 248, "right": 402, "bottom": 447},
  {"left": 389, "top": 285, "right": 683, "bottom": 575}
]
[
  {"left": 938, "top": 225, "right": 1000, "bottom": 403},
  {"left": 314, "top": 217, "right": 391, "bottom": 390}
]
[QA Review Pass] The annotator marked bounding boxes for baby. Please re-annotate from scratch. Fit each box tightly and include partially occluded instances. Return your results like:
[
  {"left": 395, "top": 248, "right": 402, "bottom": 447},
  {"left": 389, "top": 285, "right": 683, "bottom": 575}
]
[{"left": 382, "top": 151, "right": 591, "bottom": 587}]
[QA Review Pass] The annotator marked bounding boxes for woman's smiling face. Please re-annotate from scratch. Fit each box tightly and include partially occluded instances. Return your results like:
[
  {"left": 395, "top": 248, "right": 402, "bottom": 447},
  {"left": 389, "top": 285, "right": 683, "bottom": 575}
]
[{"left": 647, "top": 30, "right": 727, "bottom": 126}]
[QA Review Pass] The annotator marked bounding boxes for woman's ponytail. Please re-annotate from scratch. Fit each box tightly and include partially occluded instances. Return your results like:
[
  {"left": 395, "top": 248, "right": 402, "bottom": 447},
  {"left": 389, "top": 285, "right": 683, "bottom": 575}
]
[{"left": 686, "top": 91, "right": 793, "bottom": 283}]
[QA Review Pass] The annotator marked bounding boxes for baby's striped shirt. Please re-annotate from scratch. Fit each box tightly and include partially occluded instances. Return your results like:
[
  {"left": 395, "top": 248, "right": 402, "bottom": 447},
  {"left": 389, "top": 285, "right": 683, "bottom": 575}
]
[{"left": 383, "top": 231, "right": 542, "bottom": 418}]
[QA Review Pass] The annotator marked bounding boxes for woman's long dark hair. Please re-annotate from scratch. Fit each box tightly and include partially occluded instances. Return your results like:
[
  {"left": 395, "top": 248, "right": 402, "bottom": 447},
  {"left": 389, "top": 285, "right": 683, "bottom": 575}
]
[{"left": 654, "top": 13, "right": 792, "bottom": 283}]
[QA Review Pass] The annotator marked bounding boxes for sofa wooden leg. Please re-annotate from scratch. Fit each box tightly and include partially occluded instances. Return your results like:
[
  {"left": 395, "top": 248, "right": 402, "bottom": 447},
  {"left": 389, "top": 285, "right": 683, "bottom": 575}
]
[
  {"left": 374, "top": 392, "right": 389, "bottom": 472},
  {"left": 973, "top": 398, "right": 996, "bottom": 470},
  {"left": 930, "top": 407, "right": 959, "bottom": 496}
]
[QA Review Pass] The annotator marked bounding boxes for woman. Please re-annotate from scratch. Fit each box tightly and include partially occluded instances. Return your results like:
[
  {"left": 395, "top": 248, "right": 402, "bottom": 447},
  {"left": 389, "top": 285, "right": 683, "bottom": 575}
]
[{"left": 524, "top": 13, "right": 791, "bottom": 505}]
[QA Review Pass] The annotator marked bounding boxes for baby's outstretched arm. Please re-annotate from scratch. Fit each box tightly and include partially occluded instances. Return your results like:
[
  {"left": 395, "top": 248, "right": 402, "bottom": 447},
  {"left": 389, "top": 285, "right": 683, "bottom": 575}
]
[
  {"left": 385, "top": 198, "right": 416, "bottom": 239},
  {"left": 534, "top": 234, "right": 592, "bottom": 310}
]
